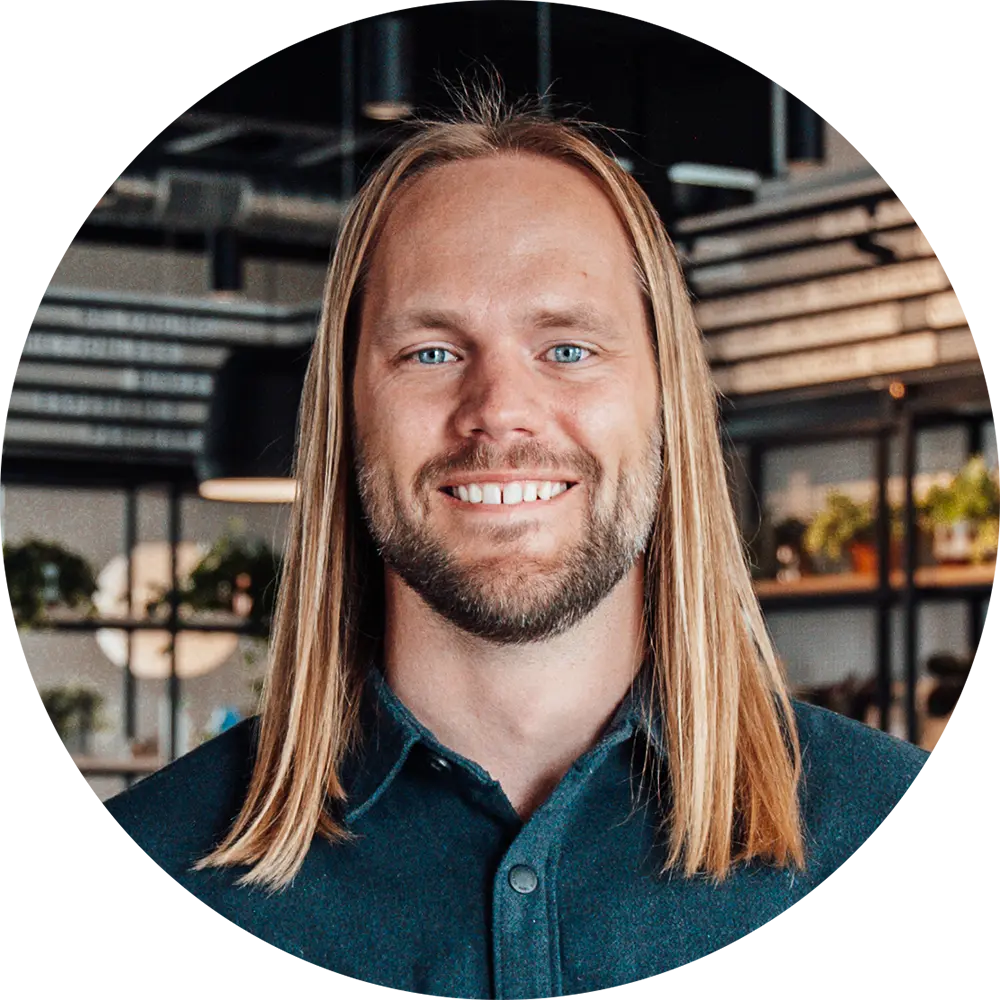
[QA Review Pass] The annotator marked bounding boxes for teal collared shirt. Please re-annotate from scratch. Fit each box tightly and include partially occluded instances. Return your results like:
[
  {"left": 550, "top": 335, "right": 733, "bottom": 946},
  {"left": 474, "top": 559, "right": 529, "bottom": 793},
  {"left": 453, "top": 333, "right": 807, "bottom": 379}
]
[{"left": 106, "top": 670, "right": 926, "bottom": 997}]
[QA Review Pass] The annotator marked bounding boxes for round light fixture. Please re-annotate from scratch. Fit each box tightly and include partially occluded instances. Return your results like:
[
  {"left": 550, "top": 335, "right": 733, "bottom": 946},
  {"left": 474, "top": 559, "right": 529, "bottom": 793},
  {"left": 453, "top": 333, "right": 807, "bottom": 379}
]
[{"left": 93, "top": 541, "right": 238, "bottom": 679}]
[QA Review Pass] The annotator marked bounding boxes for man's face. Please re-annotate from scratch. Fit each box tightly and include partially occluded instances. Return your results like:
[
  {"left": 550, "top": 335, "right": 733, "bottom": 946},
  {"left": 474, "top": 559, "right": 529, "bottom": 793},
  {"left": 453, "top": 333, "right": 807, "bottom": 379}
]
[{"left": 351, "top": 153, "right": 662, "bottom": 644}]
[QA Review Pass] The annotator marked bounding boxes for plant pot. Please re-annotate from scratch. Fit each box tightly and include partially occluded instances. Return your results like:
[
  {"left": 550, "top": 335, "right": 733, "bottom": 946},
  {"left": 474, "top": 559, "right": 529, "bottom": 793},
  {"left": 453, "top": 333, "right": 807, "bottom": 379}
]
[
  {"left": 848, "top": 541, "right": 878, "bottom": 575},
  {"left": 846, "top": 538, "right": 906, "bottom": 574},
  {"left": 932, "top": 521, "right": 975, "bottom": 565},
  {"left": 63, "top": 727, "right": 92, "bottom": 756}
]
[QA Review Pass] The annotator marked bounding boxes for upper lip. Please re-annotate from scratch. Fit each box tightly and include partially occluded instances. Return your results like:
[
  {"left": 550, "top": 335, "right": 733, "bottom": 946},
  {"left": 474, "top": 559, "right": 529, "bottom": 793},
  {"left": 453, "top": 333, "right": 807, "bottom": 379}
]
[{"left": 439, "top": 472, "right": 580, "bottom": 488}]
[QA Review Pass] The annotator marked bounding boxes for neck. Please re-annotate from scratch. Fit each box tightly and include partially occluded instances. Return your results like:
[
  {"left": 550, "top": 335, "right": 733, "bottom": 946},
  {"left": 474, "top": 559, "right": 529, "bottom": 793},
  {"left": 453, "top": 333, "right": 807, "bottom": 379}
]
[{"left": 382, "top": 562, "right": 646, "bottom": 819}]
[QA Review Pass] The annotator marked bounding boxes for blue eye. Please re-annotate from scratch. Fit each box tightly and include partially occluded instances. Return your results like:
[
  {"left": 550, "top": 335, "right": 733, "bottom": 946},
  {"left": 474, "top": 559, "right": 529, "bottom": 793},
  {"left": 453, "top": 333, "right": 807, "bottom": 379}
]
[
  {"left": 413, "top": 347, "right": 455, "bottom": 365},
  {"left": 549, "top": 345, "right": 588, "bottom": 363}
]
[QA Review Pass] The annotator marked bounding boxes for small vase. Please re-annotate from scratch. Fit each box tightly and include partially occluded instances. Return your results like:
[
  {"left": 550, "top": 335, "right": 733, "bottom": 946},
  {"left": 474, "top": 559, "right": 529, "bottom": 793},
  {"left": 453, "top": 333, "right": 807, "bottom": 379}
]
[{"left": 932, "top": 521, "right": 974, "bottom": 564}]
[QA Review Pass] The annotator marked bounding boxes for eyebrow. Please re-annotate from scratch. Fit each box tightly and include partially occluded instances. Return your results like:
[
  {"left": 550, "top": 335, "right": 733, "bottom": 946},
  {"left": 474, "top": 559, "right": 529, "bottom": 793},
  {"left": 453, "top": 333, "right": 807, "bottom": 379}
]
[{"left": 373, "top": 303, "right": 619, "bottom": 345}]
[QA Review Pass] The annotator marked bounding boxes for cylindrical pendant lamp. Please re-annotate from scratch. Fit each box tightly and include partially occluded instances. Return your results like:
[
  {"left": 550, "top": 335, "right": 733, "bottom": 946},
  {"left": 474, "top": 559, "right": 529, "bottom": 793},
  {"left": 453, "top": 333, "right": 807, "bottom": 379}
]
[
  {"left": 360, "top": 15, "right": 413, "bottom": 121},
  {"left": 197, "top": 344, "right": 310, "bottom": 503}
]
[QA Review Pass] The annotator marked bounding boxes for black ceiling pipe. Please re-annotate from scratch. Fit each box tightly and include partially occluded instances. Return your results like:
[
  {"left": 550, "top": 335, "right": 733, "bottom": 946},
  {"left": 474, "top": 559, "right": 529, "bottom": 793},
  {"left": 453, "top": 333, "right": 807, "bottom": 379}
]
[
  {"left": 197, "top": 344, "right": 310, "bottom": 502},
  {"left": 360, "top": 15, "right": 413, "bottom": 121},
  {"left": 786, "top": 92, "right": 825, "bottom": 165},
  {"left": 210, "top": 228, "right": 242, "bottom": 293},
  {"left": 537, "top": 2, "right": 552, "bottom": 112}
]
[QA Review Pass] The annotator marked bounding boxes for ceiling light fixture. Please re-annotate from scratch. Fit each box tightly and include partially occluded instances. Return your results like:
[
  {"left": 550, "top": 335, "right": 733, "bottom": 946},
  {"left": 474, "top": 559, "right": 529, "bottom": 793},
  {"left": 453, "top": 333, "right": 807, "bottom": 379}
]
[
  {"left": 197, "top": 344, "right": 309, "bottom": 503},
  {"left": 360, "top": 15, "right": 413, "bottom": 121}
]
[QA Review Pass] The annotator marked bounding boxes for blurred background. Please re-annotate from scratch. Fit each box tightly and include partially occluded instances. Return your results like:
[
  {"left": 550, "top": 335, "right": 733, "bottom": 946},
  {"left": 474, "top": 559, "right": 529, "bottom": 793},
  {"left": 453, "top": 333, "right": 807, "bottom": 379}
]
[{"left": 1, "top": 2, "right": 991, "bottom": 800}]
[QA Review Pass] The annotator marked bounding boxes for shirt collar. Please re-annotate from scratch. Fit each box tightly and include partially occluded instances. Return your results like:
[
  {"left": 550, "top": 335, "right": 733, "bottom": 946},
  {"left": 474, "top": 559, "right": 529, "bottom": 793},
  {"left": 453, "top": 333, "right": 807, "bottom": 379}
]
[{"left": 341, "top": 663, "right": 666, "bottom": 824}]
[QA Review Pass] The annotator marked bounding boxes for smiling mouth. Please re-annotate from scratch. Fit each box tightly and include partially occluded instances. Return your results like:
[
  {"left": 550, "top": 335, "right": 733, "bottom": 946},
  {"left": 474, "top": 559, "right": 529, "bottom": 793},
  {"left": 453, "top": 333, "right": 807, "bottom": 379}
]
[{"left": 440, "top": 480, "right": 576, "bottom": 506}]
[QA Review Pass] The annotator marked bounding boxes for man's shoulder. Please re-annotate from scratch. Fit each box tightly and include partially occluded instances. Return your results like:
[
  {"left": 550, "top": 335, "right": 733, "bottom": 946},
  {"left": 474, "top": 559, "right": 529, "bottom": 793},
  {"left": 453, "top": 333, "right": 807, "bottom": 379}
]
[
  {"left": 791, "top": 700, "right": 928, "bottom": 867},
  {"left": 104, "top": 718, "right": 257, "bottom": 873}
]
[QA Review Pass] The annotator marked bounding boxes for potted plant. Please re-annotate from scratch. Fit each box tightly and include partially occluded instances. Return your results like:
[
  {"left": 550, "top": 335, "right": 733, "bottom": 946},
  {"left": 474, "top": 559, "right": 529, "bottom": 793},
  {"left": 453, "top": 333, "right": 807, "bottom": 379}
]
[
  {"left": 3, "top": 539, "right": 97, "bottom": 627},
  {"left": 803, "top": 492, "right": 911, "bottom": 575},
  {"left": 153, "top": 526, "right": 282, "bottom": 633},
  {"left": 920, "top": 455, "right": 1000, "bottom": 565},
  {"left": 858, "top": 504, "right": 907, "bottom": 574},
  {"left": 803, "top": 492, "right": 875, "bottom": 574},
  {"left": 39, "top": 685, "right": 104, "bottom": 755}
]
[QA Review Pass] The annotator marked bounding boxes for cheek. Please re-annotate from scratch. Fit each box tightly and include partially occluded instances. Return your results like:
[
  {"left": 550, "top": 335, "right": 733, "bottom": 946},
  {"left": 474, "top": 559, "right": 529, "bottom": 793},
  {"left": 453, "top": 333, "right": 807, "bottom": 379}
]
[
  {"left": 355, "top": 370, "right": 449, "bottom": 482},
  {"left": 569, "top": 370, "right": 658, "bottom": 463},
  {"left": 565, "top": 381, "right": 659, "bottom": 514}
]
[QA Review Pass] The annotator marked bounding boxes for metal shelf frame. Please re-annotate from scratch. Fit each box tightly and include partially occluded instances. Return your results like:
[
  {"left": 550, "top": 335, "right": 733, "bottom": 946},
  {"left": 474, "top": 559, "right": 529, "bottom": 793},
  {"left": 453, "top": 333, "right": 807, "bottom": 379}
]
[
  {"left": 725, "top": 371, "right": 993, "bottom": 743},
  {"left": 3, "top": 463, "right": 271, "bottom": 784}
]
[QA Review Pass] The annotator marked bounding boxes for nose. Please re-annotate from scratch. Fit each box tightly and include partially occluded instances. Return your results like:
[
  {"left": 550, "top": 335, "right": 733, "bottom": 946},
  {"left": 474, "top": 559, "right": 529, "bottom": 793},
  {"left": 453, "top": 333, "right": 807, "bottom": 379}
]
[{"left": 452, "top": 348, "right": 546, "bottom": 444}]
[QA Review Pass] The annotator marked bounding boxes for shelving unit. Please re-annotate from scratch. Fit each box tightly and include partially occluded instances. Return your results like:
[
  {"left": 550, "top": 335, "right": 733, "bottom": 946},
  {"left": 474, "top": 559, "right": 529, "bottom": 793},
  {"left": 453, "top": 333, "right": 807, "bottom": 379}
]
[
  {"left": 3, "top": 471, "right": 272, "bottom": 784},
  {"left": 721, "top": 367, "right": 993, "bottom": 744},
  {"left": 675, "top": 175, "right": 994, "bottom": 745},
  {"left": 3, "top": 291, "right": 299, "bottom": 783}
]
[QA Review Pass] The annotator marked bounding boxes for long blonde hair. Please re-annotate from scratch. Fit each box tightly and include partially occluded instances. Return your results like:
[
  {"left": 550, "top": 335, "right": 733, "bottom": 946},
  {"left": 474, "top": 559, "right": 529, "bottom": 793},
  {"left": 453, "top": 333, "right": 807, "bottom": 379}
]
[{"left": 198, "top": 93, "right": 804, "bottom": 889}]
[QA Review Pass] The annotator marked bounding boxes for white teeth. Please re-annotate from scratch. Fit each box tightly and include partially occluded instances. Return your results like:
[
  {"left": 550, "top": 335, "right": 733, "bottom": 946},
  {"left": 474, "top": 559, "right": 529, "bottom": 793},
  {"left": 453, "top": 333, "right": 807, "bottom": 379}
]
[
  {"left": 448, "top": 480, "right": 570, "bottom": 505},
  {"left": 502, "top": 482, "right": 523, "bottom": 505}
]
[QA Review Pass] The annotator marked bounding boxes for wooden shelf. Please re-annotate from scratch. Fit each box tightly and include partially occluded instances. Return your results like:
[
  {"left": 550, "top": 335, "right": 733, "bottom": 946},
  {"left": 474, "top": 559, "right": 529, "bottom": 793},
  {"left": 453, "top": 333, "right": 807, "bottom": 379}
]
[
  {"left": 23, "top": 614, "right": 266, "bottom": 636},
  {"left": 72, "top": 755, "right": 164, "bottom": 776},
  {"left": 754, "top": 561, "right": 995, "bottom": 599}
]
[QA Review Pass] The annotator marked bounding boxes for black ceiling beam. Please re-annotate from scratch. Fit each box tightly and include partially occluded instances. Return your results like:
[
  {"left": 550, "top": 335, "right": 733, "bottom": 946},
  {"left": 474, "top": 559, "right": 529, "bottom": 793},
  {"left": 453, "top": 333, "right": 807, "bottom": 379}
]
[{"left": 73, "top": 223, "right": 334, "bottom": 264}]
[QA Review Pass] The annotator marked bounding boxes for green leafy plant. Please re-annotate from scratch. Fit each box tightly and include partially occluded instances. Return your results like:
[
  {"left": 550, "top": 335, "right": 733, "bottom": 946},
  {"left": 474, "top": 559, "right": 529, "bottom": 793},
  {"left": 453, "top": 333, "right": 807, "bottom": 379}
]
[
  {"left": 970, "top": 516, "right": 1000, "bottom": 563},
  {"left": 803, "top": 492, "right": 875, "bottom": 563},
  {"left": 851, "top": 505, "right": 907, "bottom": 543},
  {"left": 921, "top": 455, "right": 1000, "bottom": 527},
  {"left": 153, "top": 528, "right": 281, "bottom": 632},
  {"left": 3, "top": 539, "right": 97, "bottom": 627},
  {"left": 802, "top": 491, "right": 910, "bottom": 569},
  {"left": 39, "top": 685, "right": 104, "bottom": 746}
]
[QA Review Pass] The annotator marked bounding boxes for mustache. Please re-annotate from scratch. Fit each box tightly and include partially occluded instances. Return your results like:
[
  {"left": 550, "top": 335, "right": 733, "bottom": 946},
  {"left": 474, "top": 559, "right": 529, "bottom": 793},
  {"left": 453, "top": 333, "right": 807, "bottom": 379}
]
[{"left": 417, "top": 444, "right": 600, "bottom": 488}]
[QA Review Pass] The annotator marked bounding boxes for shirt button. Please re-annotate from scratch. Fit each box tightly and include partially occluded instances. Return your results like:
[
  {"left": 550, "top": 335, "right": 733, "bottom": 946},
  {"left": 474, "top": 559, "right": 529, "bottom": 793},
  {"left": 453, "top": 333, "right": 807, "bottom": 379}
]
[
  {"left": 428, "top": 754, "right": 451, "bottom": 773},
  {"left": 508, "top": 864, "right": 539, "bottom": 894}
]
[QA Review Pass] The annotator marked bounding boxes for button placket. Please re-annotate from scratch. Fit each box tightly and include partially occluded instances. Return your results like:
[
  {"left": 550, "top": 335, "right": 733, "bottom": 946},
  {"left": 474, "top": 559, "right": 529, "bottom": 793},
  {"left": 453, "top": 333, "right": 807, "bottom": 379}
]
[{"left": 490, "top": 729, "right": 632, "bottom": 999}]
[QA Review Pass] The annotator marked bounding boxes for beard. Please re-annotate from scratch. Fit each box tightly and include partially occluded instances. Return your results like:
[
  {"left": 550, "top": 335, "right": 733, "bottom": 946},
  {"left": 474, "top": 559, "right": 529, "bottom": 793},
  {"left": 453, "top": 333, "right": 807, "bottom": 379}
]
[{"left": 354, "top": 429, "right": 663, "bottom": 645}]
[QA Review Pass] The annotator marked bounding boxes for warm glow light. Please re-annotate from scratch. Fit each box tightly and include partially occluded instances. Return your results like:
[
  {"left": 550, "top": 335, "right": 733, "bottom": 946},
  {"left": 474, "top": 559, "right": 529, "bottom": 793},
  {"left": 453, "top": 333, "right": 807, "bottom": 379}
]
[
  {"left": 93, "top": 542, "right": 238, "bottom": 679},
  {"left": 889, "top": 380, "right": 907, "bottom": 399},
  {"left": 362, "top": 100, "right": 413, "bottom": 121},
  {"left": 199, "top": 477, "right": 298, "bottom": 503}
]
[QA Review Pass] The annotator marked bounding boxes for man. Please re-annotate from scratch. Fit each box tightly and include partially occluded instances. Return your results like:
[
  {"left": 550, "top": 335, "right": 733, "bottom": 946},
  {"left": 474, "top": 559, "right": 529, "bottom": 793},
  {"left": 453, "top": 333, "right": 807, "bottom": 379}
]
[{"left": 107, "top": 98, "right": 927, "bottom": 997}]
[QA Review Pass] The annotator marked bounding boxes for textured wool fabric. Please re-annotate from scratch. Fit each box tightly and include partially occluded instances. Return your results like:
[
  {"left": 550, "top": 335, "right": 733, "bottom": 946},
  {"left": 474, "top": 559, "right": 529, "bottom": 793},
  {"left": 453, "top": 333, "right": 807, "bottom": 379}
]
[{"left": 106, "top": 671, "right": 927, "bottom": 997}]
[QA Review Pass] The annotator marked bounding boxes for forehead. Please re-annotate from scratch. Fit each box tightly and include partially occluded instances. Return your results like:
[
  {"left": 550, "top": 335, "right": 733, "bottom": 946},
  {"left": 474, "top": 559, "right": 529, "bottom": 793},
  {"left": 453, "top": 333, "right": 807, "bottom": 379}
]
[{"left": 361, "top": 153, "right": 644, "bottom": 317}]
